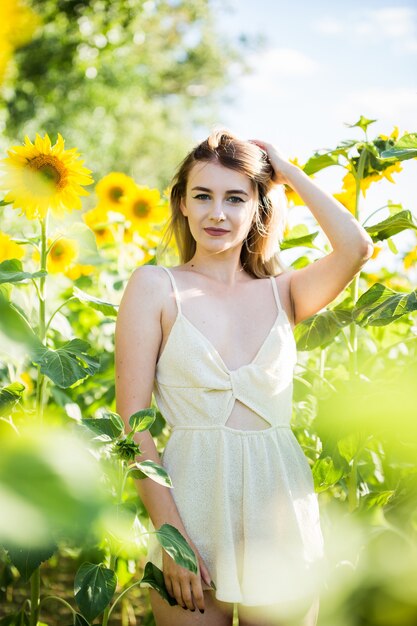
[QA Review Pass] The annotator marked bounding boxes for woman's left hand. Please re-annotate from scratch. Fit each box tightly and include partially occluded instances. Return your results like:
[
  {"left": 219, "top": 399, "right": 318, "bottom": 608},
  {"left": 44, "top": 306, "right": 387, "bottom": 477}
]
[{"left": 248, "top": 139, "right": 296, "bottom": 185}]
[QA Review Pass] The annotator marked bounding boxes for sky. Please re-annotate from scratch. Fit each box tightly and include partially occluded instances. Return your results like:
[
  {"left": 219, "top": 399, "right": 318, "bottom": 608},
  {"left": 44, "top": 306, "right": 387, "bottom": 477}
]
[{"left": 200, "top": 0, "right": 417, "bottom": 275}]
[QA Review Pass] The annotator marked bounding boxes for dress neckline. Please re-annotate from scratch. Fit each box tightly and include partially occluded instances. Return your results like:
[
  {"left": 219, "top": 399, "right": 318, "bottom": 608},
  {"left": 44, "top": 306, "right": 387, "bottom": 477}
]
[{"left": 156, "top": 266, "right": 292, "bottom": 373}]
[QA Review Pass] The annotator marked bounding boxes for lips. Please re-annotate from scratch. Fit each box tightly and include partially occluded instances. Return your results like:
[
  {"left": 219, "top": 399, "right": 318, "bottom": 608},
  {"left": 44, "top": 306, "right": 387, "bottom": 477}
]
[{"left": 204, "top": 227, "right": 229, "bottom": 234}]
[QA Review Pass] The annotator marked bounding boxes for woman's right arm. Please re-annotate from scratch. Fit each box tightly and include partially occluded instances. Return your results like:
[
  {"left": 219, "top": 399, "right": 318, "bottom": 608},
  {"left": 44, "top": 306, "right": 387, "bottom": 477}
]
[{"left": 114, "top": 265, "right": 210, "bottom": 612}]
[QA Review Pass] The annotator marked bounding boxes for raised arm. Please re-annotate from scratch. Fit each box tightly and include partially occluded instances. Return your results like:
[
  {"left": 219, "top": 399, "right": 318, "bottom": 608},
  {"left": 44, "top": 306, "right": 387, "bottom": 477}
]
[
  {"left": 249, "top": 139, "right": 374, "bottom": 325},
  {"left": 114, "top": 265, "right": 210, "bottom": 611}
]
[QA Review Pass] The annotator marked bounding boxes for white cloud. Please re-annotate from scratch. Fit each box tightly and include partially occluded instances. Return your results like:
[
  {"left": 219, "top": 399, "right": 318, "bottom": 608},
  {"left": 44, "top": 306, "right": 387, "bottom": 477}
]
[
  {"left": 312, "top": 16, "right": 343, "bottom": 35},
  {"left": 335, "top": 87, "right": 417, "bottom": 128},
  {"left": 245, "top": 47, "right": 320, "bottom": 79},
  {"left": 312, "top": 6, "right": 417, "bottom": 53}
]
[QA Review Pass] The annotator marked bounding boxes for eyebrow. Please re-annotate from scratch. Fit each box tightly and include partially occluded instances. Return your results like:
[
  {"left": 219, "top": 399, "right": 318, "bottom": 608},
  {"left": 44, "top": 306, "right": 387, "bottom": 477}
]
[{"left": 191, "top": 186, "right": 250, "bottom": 197}]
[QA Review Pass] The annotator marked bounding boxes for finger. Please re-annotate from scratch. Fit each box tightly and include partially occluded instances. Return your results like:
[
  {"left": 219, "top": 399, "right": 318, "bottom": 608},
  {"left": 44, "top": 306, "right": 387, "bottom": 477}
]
[
  {"left": 172, "top": 579, "right": 186, "bottom": 609},
  {"left": 191, "top": 576, "right": 205, "bottom": 612},
  {"left": 181, "top": 580, "right": 196, "bottom": 611},
  {"left": 198, "top": 561, "right": 212, "bottom": 587},
  {"left": 164, "top": 576, "right": 174, "bottom": 599}
]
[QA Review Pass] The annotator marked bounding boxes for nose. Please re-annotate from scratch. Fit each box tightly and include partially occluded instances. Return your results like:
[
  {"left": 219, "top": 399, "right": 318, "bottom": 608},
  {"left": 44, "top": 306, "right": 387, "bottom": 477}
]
[{"left": 209, "top": 200, "right": 226, "bottom": 221}]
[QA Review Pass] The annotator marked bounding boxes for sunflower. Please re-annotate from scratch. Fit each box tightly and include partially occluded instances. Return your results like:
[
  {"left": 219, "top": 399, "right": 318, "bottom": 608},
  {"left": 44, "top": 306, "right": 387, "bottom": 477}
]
[
  {"left": 403, "top": 245, "right": 417, "bottom": 270},
  {"left": 95, "top": 172, "right": 137, "bottom": 210},
  {"left": 47, "top": 237, "right": 79, "bottom": 273},
  {"left": 121, "top": 186, "right": 168, "bottom": 233},
  {"left": 46, "top": 237, "right": 79, "bottom": 274},
  {"left": 0, "top": 133, "right": 93, "bottom": 220},
  {"left": 0, "top": 0, "right": 41, "bottom": 85},
  {"left": 370, "top": 244, "right": 383, "bottom": 260},
  {"left": 83, "top": 206, "right": 116, "bottom": 246},
  {"left": 65, "top": 263, "right": 95, "bottom": 280},
  {"left": 0, "top": 231, "right": 24, "bottom": 262},
  {"left": 19, "top": 371, "right": 34, "bottom": 395}
]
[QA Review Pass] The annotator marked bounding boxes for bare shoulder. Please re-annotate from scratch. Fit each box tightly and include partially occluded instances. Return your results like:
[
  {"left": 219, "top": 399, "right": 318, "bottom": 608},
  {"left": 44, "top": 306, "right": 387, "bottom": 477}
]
[
  {"left": 273, "top": 268, "right": 296, "bottom": 329},
  {"left": 119, "top": 264, "right": 169, "bottom": 309},
  {"left": 115, "top": 265, "right": 172, "bottom": 415}
]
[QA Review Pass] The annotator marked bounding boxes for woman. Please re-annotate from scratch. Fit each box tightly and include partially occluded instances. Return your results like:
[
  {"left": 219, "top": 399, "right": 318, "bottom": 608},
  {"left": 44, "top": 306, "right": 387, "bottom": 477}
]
[{"left": 115, "top": 129, "right": 374, "bottom": 626}]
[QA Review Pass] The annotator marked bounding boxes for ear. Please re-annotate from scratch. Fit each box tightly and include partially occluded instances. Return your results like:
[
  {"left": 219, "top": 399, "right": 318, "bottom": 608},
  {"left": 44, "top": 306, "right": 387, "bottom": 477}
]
[{"left": 180, "top": 199, "right": 187, "bottom": 217}]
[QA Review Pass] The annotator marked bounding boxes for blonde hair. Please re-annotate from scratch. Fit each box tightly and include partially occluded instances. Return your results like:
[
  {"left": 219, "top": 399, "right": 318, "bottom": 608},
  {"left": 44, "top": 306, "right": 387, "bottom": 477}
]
[{"left": 156, "top": 128, "right": 290, "bottom": 278}]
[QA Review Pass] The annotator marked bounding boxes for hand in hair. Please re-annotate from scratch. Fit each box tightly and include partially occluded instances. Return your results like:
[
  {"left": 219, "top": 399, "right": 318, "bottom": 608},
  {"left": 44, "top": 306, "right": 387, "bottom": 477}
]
[{"left": 248, "top": 139, "right": 296, "bottom": 185}]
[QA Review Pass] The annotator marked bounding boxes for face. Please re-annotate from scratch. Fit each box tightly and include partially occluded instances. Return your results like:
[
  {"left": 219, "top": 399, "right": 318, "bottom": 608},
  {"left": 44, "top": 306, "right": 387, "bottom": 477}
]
[{"left": 180, "top": 161, "right": 257, "bottom": 254}]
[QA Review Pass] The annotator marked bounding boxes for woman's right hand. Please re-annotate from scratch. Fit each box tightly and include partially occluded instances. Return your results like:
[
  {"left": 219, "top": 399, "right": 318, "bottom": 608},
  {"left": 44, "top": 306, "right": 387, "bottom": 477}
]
[{"left": 162, "top": 538, "right": 213, "bottom": 612}]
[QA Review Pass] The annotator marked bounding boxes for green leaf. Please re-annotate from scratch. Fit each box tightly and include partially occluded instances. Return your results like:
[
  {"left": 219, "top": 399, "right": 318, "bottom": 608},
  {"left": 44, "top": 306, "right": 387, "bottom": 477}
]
[
  {"left": 140, "top": 561, "right": 177, "bottom": 606},
  {"left": 74, "top": 562, "right": 116, "bottom": 622},
  {"left": 312, "top": 457, "right": 344, "bottom": 492},
  {"left": 0, "top": 259, "right": 47, "bottom": 284},
  {"left": 5, "top": 544, "right": 55, "bottom": 583},
  {"left": 353, "top": 283, "right": 417, "bottom": 326},
  {"left": 73, "top": 287, "right": 118, "bottom": 317},
  {"left": 302, "top": 153, "right": 339, "bottom": 176},
  {"left": 386, "top": 237, "right": 398, "bottom": 254},
  {"left": 132, "top": 460, "right": 173, "bottom": 487},
  {"left": 294, "top": 307, "right": 353, "bottom": 351},
  {"left": 0, "top": 295, "right": 41, "bottom": 350},
  {"left": 0, "top": 382, "right": 25, "bottom": 416},
  {"left": 32, "top": 338, "right": 100, "bottom": 388},
  {"left": 359, "top": 490, "right": 395, "bottom": 511},
  {"left": 81, "top": 417, "right": 121, "bottom": 440},
  {"left": 0, "top": 609, "right": 30, "bottom": 625},
  {"left": 129, "top": 408, "right": 156, "bottom": 432},
  {"left": 345, "top": 115, "right": 377, "bottom": 133},
  {"left": 380, "top": 133, "right": 417, "bottom": 160},
  {"left": 280, "top": 230, "right": 320, "bottom": 250},
  {"left": 108, "top": 411, "right": 125, "bottom": 435},
  {"left": 364, "top": 209, "right": 417, "bottom": 242},
  {"left": 74, "top": 613, "right": 90, "bottom": 626},
  {"left": 337, "top": 433, "right": 361, "bottom": 463},
  {"left": 155, "top": 524, "right": 198, "bottom": 574}
]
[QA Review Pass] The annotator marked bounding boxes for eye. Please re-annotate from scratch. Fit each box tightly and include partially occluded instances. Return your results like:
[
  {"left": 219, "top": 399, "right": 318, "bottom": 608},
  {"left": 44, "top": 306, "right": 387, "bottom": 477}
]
[
  {"left": 193, "top": 194, "right": 210, "bottom": 200},
  {"left": 228, "top": 196, "right": 245, "bottom": 203}
]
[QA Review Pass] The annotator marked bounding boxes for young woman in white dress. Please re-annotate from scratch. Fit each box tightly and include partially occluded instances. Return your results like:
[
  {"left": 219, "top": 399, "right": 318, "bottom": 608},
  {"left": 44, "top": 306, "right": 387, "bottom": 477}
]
[{"left": 115, "top": 129, "right": 374, "bottom": 626}]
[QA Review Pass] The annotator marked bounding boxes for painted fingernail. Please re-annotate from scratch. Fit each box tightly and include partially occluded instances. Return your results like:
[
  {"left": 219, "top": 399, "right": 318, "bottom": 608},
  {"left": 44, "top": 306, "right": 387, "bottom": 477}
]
[{"left": 199, "top": 608, "right": 205, "bottom": 613}]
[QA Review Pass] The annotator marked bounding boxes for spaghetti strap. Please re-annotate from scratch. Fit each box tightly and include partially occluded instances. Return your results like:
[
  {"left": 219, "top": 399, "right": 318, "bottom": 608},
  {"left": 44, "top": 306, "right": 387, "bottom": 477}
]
[
  {"left": 159, "top": 266, "right": 182, "bottom": 314},
  {"left": 269, "top": 275, "right": 283, "bottom": 314}
]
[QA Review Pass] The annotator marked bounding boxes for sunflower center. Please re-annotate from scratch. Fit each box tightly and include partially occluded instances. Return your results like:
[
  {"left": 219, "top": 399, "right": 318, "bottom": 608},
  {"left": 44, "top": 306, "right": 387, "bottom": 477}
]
[
  {"left": 109, "top": 186, "right": 124, "bottom": 202},
  {"left": 51, "top": 243, "right": 66, "bottom": 259},
  {"left": 133, "top": 201, "right": 151, "bottom": 218},
  {"left": 28, "top": 155, "right": 67, "bottom": 190}
]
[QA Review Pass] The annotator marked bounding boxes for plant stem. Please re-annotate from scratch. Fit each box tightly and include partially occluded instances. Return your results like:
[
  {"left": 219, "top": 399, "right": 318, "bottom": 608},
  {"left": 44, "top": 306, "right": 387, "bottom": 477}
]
[
  {"left": 36, "top": 215, "right": 48, "bottom": 421},
  {"left": 348, "top": 149, "right": 367, "bottom": 379},
  {"left": 102, "top": 553, "right": 117, "bottom": 626},
  {"left": 29, "top": 568, "right": 41, "bottom": 626},
  {"left": 40, "top": 595, "right": 76, "bottom": 615}
]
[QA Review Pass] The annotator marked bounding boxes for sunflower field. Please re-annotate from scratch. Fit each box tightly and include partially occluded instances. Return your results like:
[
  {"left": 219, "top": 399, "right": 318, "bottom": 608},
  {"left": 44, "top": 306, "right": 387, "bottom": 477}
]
[{"left": 1, "top": 2, "right": 417, "bottom": 626}]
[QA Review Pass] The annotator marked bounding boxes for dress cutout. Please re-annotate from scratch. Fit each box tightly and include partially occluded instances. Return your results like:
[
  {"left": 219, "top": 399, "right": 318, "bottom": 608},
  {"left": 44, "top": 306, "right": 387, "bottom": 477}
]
[{"left": 142, "top": 266, "right": 325, "bottom": 607}]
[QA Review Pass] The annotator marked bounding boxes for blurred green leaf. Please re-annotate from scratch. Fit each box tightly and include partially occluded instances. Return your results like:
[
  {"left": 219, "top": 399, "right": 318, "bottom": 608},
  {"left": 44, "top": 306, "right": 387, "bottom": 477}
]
[
  {"left": 73, "top": 287, "right": 118, "bottom": 317},
  {"left": 0, "top": 259, "right": 47, "bottom": 284},
  {"left": 0, "top": 383, "right": 25, "bottom": 416},
  {"left": 4, "top": 545, "right": 55, "bottom": 583},
  {"left": 0, "top": 295, "right": 41, "bottom": 350}
]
